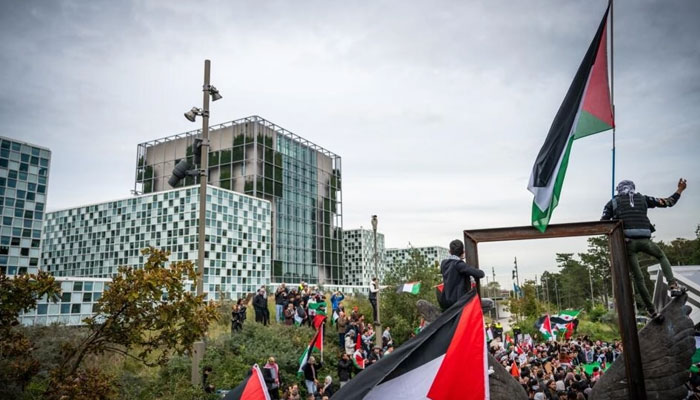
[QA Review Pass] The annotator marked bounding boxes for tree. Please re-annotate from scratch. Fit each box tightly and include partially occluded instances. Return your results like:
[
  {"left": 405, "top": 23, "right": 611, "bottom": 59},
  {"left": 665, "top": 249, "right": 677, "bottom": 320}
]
[
  {"left": 578, "top": 236, "right": 612, "bottom": 308},
  {"left": 0, "top": 271, "right": 61, "bottom": 398},
  {"left": 380, "top": 249, "right": 441, "bottom": 342},
  {"left": 46, "top": 247, "right": 219, "bottom": 399},
  {"left": 555, "top": 253, "right": 590, "bottom": 310}
]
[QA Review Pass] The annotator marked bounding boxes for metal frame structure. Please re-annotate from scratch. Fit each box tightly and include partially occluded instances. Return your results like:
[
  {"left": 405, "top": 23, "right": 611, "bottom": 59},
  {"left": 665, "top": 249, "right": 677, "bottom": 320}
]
[{"left": 463, "top": 221, "right": 646, "bottom": 400}]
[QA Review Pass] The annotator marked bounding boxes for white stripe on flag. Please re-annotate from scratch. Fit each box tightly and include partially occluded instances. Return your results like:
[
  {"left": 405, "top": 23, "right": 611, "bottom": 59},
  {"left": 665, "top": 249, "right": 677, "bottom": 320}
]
[{"left": 364, "top": 355, "right": 445, "bottom": 400}]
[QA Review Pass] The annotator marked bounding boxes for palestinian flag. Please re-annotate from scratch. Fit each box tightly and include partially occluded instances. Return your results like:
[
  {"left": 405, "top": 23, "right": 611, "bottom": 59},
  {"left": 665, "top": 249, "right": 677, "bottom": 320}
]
[
  {"left": 434, "top": 283, "right": 444, "bottom": 292},
  {"left": 537, "top": 314, "right": 554, "bottom": 341},
  {"left": 355, "top": 330, "right": 363, "bottom": 350},
  {"left": 333, "top": 290, "right": 489, "bottom": 400},
  {"left": 397, "top": 282, "right": 421, "bottom": 294},
  {"left": 528, "top": 4, "right": 614, "bottom": 232},
  {"left": 565, "top": 322, "right": 575, "bottom": 340},
  {"left": 297, "top": 326, "right": 323, "bottom": 378},
  {"left": 313, "top": 314, "right": 326, "bottom": 330},
  {"left": 353, "top": 349, "right": 366, "bottom": 370},
  {"left": 223, "top": 364, "right": 271, "bottom": 400}
]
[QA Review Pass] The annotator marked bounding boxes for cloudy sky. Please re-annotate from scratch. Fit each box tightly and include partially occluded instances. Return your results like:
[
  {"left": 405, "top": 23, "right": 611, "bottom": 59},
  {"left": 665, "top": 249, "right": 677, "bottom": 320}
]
[{"left": 2, "top": 0, "right": 698, "bottom": 287}]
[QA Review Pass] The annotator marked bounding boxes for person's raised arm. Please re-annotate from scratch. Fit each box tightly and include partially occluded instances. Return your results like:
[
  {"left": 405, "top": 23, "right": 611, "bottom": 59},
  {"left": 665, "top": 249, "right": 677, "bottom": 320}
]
[{"left": 646, "top": 178, "right": 686, "bottom": 208}]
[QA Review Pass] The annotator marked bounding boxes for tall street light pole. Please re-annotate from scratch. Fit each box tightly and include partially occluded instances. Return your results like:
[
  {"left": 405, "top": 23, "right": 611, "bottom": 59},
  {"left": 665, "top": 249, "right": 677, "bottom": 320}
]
[
  {"left": 188, "top": 59, "right": 222, "bottom": 387},
  {"left": 371, "top": 215, "right": 381, "bottom": 347}
]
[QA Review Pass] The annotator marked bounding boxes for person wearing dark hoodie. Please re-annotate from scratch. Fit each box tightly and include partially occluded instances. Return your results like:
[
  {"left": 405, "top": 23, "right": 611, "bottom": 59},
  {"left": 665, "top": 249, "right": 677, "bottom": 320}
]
[{"left": 438, "top": 239, "right": 485, "bottom": 310}]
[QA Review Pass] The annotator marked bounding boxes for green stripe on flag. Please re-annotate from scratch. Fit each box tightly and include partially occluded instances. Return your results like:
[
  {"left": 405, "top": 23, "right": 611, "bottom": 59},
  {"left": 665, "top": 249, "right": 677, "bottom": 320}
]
[
  {"left": 573, "top": 110, "right": 613, "bottom": 139},
  {"left": 532, "top": 137, "right": 575, "bottom": 232}
]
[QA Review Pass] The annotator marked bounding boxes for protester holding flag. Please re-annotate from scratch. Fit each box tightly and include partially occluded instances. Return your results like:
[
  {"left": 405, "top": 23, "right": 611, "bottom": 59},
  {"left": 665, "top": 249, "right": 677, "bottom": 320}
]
[
  {"left": 438, "top": 239, "right": 485, "bottom": 310},
  {"left": 301, "top": 356, "right": 322, "bottom": 396}
]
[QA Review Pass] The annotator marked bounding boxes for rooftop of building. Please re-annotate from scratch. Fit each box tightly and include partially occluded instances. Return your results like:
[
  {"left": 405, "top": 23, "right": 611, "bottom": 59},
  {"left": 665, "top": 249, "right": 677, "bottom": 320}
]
[
  {"left": 137, "top": 115, "right": 340, "bottom": 159},
  {"left": 45, "top": 184, "right": 271, "bottom": 214},
  {"left": 0, "top": 135, "right": 52, "bottom": 153}
]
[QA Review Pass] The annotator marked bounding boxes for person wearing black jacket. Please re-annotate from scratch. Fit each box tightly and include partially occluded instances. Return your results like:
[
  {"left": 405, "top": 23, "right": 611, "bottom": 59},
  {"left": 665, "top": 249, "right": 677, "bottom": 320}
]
[
  {"left": 302, "top": 356, "right": 323, "bottom": 396},
  {"left": 337, "top": 353, "right": 352, "bottom": 388},
  {"left": 438, "top": 239, "right": 485, "bottom": 310},
  {"left": 253, "top": 289, "right": 268, "bottom": 325}
]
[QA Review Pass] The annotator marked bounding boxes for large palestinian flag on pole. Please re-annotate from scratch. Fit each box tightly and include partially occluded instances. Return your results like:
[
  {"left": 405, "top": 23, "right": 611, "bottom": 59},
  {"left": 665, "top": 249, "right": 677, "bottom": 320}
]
[
  {"left": 528, "top": 4, "right": 614, "bottom": 232},
  {"left": 223, "top": 364, "right": 271, "bottom": 400},
  {"left": 333, "top": 291, "right": 488, "bottom": 400}
]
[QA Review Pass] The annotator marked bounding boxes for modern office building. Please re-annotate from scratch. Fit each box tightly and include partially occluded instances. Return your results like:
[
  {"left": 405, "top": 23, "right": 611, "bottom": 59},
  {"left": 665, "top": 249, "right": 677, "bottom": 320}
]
[
  {"left": 385, "top": 246, "right": 449, "bottom": 271},
  {"left": 342, "top": 228, "right": 386, "bottom": 286},
  {"left": 0, "top": 136, "right": 50, "bottom": 276},
  {"left": 19, "top": 277, "right": 110, "bottom": 326},
  {"left": 41, "top": 185, "right": 271, "bottom": 301},
  {"left": 133, "top": 116, "right": 343, "bottom": 285}
]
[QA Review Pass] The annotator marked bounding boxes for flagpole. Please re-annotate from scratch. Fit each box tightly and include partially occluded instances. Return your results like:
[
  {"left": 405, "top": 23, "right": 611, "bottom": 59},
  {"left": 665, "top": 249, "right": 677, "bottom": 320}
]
[{"left": 610, "top": 0, "right": 616, "bottom": 198}]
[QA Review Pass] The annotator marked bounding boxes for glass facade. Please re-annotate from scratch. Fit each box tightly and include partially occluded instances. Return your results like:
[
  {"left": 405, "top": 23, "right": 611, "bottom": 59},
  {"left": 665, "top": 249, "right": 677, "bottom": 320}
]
[
  {"left": 134, "top": 116, "right": 343, "bottom": 285},
  {"left": 19, "top": 277, "right": 110, "bottom": 326},
  {"left": 343, "top": 228, "right": 386, "bottom": 286},
  {"left": 42, "top": 185, "right": 271, "bottom": 301},
  {"left": 385, "top": 246, "right": 449, "bottom": 270},
  {"left": 0, "top": 136, "right": 50, "bottom": 276}
]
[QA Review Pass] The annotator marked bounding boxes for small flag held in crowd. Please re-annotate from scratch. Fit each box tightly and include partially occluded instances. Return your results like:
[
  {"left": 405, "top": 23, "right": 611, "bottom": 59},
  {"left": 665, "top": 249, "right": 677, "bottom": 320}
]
[
  {"left": 297, "top": 325, "right": 324, "bottom": 378},
  {"left": 352, "top": 349, "right": 365, "bottom": 370},
  {"left": 538, "top": 314, "right": 554, "bottom": 341},
  {"left": 510, "top": 361, "right": 520, "bottom": 378},
  {"left": 396, "top": 281, "right": 421, "bottom": 294}
]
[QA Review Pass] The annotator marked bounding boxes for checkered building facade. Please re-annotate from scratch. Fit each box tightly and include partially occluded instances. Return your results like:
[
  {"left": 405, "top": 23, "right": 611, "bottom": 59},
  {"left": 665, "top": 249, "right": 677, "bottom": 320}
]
[
  {"left": 385, "top": 246, "right": 449, "bottom": 270},
  {"left": 0, "top": 137, "right": 50, "bottom": 276},
  {"left": 19, "top": 277, "right": 110, "bottom": 326},
  {"left": 342, "top": 228, "right": 385, "bottom": 286},
  {"left": 42, "top": 185, "right": 271, "bottom": 301}
]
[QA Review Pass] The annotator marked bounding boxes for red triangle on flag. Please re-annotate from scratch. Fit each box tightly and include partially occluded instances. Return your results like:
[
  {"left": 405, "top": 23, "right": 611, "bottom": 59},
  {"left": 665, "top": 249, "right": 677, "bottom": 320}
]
[
  {"left": 427, "top": 295, "right": 487, "bottom": 400},
  {"left": 225, "top": 364, "right": 271, "bottom": 400}
]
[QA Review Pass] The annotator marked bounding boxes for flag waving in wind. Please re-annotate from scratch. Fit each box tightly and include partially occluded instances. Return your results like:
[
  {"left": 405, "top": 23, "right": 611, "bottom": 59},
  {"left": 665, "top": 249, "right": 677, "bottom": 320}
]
[
  {"left": 223, "top": 364, "right": 271, "bottom": 400},
  {"left": 333, "top": 290, "right": 488, "bottom": 400},
  {"left": 528, "top": 4, "right": 614, "bottom": 232}
]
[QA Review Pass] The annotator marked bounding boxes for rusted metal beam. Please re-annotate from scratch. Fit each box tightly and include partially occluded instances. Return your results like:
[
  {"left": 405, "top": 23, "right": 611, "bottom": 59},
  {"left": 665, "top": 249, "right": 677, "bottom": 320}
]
[
  {"left": 608, "top": 223, "right": 647, "bottom": 399},
  {"left": 462, "top": 220, "right": 646, "bottom": 400},
  {"left": 464, "top": 221, "right": 619, "bottom": 243}
]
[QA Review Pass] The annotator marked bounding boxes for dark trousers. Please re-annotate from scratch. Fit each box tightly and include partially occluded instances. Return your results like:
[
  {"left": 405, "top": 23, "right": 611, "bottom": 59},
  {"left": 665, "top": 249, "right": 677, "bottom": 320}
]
[
  {"left": 338, "top": 333, "right": 345, "bottom": 349},
  {"left": 369, "top": 297, "right": 378, "bottom": 323},
  {"left": 627, "top": 238, "right": 675, "bottom": 313}
]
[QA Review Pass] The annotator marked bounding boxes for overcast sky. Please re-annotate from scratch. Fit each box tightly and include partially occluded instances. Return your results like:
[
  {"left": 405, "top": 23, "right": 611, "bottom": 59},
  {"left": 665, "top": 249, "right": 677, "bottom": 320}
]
[{"left": 1, "top": 0, "right": 698, "bottom": 287}]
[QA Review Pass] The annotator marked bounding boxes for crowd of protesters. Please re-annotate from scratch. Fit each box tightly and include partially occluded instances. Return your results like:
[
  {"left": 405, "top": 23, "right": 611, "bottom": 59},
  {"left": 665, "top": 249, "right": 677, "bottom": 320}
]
[
  {"left": 224, "top": 281, "right": 395, "bottom": 399},
  {"left": 489, "top": 331, "right": 623, "bottom": 399}
]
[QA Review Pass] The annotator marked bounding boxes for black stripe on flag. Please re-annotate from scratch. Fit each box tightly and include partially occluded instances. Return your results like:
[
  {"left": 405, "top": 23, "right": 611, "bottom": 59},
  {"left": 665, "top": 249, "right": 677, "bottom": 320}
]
[
  {"left": 530, "top": 5, "right": 610, "bottom": 188},
  {"left": 332, "top": 290, "right": 478, "bottom": 400}
]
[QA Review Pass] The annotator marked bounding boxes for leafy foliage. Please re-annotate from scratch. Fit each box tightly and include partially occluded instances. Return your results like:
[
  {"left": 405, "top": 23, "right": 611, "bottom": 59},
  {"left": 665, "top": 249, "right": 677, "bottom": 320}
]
[
  {"left": 381, "top": 248, "right": 442, "bottom": 342},
  {"left": 0, "top": 271, "right": 61, "bottom": 398}
]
